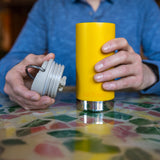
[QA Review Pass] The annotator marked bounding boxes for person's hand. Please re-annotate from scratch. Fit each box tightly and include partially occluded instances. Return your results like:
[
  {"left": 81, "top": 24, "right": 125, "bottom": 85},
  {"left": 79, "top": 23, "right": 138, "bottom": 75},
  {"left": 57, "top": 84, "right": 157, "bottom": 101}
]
[
  {"left": 4, "top": 53, "right": 55, "bottom": 110},
  {"left": 94, "top": 38, "right": 157, "bottom": 91}
]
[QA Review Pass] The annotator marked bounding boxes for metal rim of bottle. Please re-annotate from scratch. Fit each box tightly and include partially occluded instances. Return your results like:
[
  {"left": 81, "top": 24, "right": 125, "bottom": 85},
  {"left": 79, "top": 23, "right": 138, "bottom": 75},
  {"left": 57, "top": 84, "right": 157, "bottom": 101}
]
[{"left": 76, "top": 99, "right": 114, "bottom": 112}]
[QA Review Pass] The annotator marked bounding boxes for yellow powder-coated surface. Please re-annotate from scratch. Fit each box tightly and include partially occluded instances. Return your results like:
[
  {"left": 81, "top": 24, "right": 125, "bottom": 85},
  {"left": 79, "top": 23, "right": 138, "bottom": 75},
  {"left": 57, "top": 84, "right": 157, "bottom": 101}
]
[{"left": 76, "top": 22, "right": 115, "bottom": 101}]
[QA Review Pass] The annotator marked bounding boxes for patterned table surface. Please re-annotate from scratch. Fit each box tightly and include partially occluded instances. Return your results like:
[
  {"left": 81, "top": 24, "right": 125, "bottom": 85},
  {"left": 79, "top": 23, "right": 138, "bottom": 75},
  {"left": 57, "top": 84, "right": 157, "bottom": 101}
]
[{"left": 0, "top": 89, "right": 160, "bottom": 160}]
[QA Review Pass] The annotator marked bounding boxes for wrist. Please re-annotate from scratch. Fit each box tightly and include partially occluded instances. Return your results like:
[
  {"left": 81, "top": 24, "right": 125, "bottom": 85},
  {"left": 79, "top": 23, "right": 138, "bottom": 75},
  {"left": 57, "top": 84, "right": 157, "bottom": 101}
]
[{"left": 142, "top": 63, "right": 159, "bottom": 90}]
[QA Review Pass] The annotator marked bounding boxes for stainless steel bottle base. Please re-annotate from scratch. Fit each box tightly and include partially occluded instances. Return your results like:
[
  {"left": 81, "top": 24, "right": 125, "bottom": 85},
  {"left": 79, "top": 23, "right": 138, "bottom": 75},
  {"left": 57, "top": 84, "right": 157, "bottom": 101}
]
[{"left": 77, "top": 99, "right": 114, "bottom": 112}]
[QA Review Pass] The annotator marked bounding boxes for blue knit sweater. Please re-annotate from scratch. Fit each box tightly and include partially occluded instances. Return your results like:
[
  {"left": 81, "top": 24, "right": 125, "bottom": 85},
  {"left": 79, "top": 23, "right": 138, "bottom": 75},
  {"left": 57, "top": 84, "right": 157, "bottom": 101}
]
[{"left": 0, "top": 0, "right": 160, "bottom": 95}]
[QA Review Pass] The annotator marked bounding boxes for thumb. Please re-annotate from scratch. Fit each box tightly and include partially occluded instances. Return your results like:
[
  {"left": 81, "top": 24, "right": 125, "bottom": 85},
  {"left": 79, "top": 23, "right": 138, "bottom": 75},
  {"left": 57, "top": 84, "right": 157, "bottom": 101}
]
[{"left": 43, "top": 53, "right": 55, "bottom": 61}]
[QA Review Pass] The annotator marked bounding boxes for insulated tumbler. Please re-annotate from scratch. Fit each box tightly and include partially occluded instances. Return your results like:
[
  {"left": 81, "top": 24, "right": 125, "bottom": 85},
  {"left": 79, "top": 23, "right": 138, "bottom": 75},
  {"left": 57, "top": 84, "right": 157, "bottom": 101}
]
[{"left": 76, "top": 22, "right": 115, "bottom": 111}]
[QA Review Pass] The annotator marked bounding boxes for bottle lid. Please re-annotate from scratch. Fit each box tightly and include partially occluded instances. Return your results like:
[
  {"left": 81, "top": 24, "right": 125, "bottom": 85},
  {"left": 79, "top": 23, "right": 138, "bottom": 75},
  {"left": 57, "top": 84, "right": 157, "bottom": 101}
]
[{"left": 26, "top": 59, "right": 67, "bottom": 98}]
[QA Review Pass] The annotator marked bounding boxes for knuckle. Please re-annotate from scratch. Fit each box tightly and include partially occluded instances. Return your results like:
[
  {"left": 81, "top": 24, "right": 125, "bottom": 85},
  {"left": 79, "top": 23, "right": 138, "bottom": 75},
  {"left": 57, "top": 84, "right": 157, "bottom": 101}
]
[
  {"left": 108, "top": 39, "right": 114, "bottom": 47},
  {"left": 135, "top": 53, "right": 142, "bottom": 62},
  {"left": 105, "top": 71, "right": 113, "bottom": 80},
  {"left": 122, "top": 80, "right": 128, "bottom": 88},
  {"left": 5, "top": 71, "right": 12, "bottom": 83},
  {"left": 24, "top": 54, "right": 34, "bottom": 62},
  {"left": 9, "top": 96, "right": 18, "bottom": 104},
  {"left": 121, "top": 65, "right": 128, "bottom": 73},
  {"left": 5, "top": 75, "right": 9, "bottom": 83},
  {"left": 120, "top": 51, "right": 129, "bottom": 61},
  {"left": 120, "top": 38, "right": 128, "bottom": 46},
  {"left": 4, "top": 85, "right": 9, "bottom": 94},
  {"left": 13, "top": 86, "right": 21, "bottom": 94},
  {"left": 123, "top": 38, "right": 128, "bottom": 46}
]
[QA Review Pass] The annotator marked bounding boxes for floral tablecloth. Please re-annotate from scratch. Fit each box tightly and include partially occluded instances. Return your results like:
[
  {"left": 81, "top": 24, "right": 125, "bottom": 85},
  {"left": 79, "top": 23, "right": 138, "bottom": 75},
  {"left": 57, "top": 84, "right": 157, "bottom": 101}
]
[{"left": 0, "top": 91, "right": 160, "bottom": 160}]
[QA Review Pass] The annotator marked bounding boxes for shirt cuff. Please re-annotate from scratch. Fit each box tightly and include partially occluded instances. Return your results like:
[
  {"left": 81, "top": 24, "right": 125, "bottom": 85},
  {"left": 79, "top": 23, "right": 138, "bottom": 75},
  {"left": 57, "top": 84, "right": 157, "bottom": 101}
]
[{"left": 141, "top": 60, "right": 160, "bottom": 95}]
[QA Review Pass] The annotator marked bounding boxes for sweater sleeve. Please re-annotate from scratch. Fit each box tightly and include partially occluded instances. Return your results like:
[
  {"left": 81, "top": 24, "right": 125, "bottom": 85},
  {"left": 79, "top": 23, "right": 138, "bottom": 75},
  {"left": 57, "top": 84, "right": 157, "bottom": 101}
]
[
  {"left": 0, "top": 0, "right": 48, "bottom": 94},
  {"left": 140, "top": 0, "right": 160, "bottom": 95}
]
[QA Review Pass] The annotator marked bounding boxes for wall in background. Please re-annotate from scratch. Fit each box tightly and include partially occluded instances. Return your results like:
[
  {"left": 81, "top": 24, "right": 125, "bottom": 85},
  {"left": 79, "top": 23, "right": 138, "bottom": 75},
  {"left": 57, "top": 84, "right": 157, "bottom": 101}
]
[
  {"left": 156, "top": 0, "right": 160, "bottom": 6},
  {"left": 0, "top": 0, "right": 36, "bottom": 59}
]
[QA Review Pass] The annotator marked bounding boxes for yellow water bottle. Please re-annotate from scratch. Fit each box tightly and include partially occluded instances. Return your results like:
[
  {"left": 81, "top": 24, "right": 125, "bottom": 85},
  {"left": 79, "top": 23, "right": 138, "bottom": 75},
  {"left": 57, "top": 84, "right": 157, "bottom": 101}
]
[{"left": 76, "top": 22, "right": 115, "bottom": 112}]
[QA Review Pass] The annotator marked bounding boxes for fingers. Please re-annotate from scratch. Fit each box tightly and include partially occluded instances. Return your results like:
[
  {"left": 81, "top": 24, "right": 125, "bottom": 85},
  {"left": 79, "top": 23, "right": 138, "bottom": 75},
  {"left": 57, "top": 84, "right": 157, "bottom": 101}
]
[
  {"left": 21, "top": 54, "right": 45, "bottom": 66},
  {"left": 5, "top": 76, "right": 55, "bottom": 110},
  {"left": 10, "top": 94, "right": 55, "bottom": 110},
  {"left": 94, "top": 64, "right": 135, "bottom": 82},
  {"left": 5, "top": 70, "right": 40, "bottom": 100},
  {"left": 17, "top": 53, "right": 55, "bottom": 76},
  {"left": 102, "top": 76, "right": 142, "bottom": 91},
  {"left": 95, "top": 50, "right": 136, "bottom": 72},
  {"left": 94, "top": 62, "right": 143, "bottom": 91},
  {"left": 43, "top": 53, "right": 55, "bottom": 61},
  {"left": 94, "top": 65, "right": 143, "bottom": 91},
  {"left": 94, "top": 38, "right": 147, "bottom": 91},
  {"left": 95, "top": 51, "right": 132, "bottom": 72},
  {"left": 21, "top": 53, "right": 55, "bottom": 66},
  {"left": 4, "top": 53, "right": 56, "bottom": 110},
  {"left": 102, "top": 38, "right": 134, "bottom": 53}
]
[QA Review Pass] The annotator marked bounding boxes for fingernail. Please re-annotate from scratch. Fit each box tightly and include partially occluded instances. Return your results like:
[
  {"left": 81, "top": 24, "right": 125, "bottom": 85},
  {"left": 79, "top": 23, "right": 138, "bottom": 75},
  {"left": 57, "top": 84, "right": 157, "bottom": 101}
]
[
  {"left": 95, "top": 63, "right": 104, "bottom": 71},
  {"left": 102, "top": 44, "right": 110, "bottom": 51},
  {"left": 31, "top": 94, "right": 40, "bottom": 100},
  {"left": 42, "top": 99, "right": 51, "bottom": 105},
  {"left": 31, "top": 94, "right": 40, "bottom": 101},
  {"left": 24, "top": 107, "right": 30, "bottom": 110},
  {"left": 94, "top": 74, "right": 103, "bottom": 82}
]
